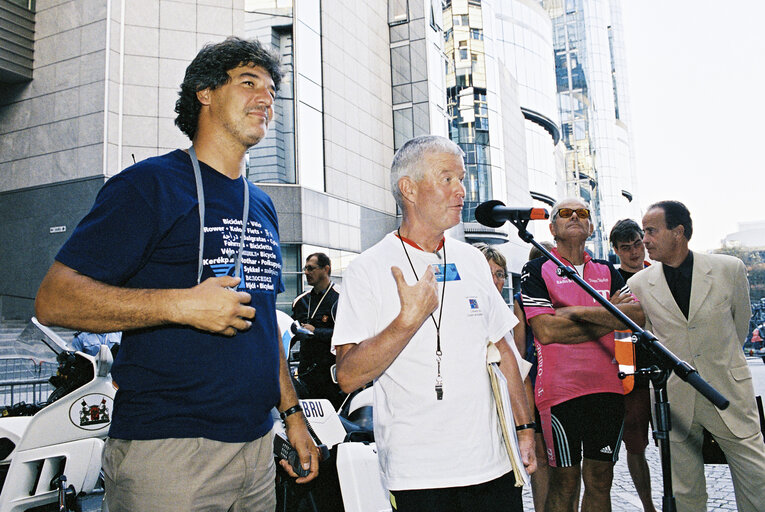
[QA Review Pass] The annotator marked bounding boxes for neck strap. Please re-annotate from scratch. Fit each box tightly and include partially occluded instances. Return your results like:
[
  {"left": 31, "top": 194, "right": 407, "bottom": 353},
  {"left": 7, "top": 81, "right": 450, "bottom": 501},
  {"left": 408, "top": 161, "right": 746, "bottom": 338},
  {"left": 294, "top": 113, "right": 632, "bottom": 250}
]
[
  {"left": 397, "top": 228, "right": 447, "bottom": 400},
  {"left": 396, "top": 232, "right": 445, "bottom": 253},
  {"left": 308, "top": 282, "right": 334, "bottom": 320},
  {"left": 189, "top": 146, "right": 249, "bottom": 284}
]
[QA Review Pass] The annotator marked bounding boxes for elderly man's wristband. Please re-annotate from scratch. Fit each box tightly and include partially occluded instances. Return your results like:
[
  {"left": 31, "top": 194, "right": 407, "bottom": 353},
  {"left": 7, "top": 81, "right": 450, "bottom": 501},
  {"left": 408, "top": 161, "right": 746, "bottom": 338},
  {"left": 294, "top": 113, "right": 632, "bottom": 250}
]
[
  {"left": 515, "top": 422, "right": 536, "bottom": 432},
  {"left": 279, "top": 404, "right": 303, "bottom": 421}
]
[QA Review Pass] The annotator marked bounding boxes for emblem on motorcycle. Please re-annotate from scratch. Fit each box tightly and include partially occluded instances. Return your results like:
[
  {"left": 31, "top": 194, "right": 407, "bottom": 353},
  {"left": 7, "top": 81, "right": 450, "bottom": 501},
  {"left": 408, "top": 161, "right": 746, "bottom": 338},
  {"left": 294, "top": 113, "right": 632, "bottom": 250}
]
[{"left": 69, "top": 393, "right": 113, "bottom": 430}]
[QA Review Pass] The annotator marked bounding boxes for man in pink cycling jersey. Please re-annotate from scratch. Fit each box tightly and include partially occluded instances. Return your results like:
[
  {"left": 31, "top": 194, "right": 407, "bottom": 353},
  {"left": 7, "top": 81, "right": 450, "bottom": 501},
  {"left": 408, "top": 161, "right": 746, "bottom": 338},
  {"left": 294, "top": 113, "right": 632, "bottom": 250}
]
[{"left": 520, "top": 197, "right": 644, "bottom": 512}]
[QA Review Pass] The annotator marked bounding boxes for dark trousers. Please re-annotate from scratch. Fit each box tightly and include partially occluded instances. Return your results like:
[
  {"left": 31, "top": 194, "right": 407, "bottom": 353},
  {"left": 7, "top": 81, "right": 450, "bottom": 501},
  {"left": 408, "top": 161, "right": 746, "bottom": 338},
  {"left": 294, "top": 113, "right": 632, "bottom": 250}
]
[{"left": 389, "top": 471, "right": 522, "bottom": 512}]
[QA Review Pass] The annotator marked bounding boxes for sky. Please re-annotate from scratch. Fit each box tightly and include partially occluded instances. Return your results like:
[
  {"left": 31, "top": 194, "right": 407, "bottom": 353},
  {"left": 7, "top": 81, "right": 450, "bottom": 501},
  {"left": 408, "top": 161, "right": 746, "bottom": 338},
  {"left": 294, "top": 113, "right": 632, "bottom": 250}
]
[{"left": 620, "top": 0, "right": 765, "bottom": 252}]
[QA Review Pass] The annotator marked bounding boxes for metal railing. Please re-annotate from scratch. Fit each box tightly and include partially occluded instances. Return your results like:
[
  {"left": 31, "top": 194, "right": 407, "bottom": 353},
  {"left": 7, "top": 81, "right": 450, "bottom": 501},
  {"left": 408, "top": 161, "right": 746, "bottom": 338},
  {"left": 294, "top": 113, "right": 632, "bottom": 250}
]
[{"left": 0, "top": 359, "right": 56, "bottom": 408}]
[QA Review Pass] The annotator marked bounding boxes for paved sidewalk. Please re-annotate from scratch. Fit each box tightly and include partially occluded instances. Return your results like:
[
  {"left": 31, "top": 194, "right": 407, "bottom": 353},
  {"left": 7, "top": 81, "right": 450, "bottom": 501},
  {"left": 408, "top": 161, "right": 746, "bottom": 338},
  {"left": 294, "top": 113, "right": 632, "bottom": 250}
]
[{"left": 521, "top": 441, "right": 738, "bottom": 511}]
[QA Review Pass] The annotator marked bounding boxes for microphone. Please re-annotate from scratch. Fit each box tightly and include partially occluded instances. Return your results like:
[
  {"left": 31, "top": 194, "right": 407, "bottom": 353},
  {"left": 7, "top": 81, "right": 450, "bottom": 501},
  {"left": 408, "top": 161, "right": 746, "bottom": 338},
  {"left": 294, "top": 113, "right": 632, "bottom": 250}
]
[{"left": 474, "top": 200, "right": 549, "bottom": 228}]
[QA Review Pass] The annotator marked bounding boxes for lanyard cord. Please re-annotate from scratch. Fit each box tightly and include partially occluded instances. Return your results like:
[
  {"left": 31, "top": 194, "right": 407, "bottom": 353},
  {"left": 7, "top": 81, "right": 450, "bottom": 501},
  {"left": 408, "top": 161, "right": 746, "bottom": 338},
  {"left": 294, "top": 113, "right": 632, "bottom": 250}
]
[
  {"left": 397, "top": 228, "right": 447, "bottom": 400},
  {"left": 189, "top": 146, "right": 249, "bottom": 285},
  {"left": 307, "top": 283, "right": 334, "bottom": 320}
]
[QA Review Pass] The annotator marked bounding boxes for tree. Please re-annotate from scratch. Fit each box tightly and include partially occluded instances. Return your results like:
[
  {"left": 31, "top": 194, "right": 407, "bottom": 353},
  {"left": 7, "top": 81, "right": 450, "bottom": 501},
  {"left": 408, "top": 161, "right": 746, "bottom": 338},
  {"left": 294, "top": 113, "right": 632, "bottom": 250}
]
[{"left": 712, "top": 246, "right": 765, "bottom": 303}]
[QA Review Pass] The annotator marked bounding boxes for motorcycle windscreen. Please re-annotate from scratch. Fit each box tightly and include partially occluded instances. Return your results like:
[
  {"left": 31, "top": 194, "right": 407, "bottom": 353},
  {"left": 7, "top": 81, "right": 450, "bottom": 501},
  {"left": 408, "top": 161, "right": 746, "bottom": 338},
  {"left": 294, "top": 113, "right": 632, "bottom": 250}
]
[{"left": 1, "top": 317, "right": 72, "bottom": 362}]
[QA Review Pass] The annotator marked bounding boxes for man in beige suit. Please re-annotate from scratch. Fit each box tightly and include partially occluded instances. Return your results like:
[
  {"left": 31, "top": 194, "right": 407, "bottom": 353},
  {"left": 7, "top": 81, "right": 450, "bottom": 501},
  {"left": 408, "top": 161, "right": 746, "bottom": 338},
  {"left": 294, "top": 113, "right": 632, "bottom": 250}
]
[{"left": 628, "top": 200, "right": 765, "bottom": 512}]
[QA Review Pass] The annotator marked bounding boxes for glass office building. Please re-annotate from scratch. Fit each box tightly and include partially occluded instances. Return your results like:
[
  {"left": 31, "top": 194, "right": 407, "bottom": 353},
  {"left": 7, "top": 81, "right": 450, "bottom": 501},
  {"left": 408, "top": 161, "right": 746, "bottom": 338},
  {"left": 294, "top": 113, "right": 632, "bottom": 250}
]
[
  {"left": 545, "top": 0, "right": 639, "bottom": 257},
  {"left": 0, "top": 0, "right": 639, "bottom": 317},
  {"left": 442, "top": 0, "right": 562, "bottom": 280}
]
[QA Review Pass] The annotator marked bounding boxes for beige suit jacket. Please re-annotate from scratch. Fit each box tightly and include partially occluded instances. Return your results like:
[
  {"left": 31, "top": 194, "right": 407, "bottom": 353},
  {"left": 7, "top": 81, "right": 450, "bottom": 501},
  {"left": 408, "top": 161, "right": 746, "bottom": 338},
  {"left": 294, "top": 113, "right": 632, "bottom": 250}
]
[{"left": 628, "top": 252, "right": 759, "bottom": 441}]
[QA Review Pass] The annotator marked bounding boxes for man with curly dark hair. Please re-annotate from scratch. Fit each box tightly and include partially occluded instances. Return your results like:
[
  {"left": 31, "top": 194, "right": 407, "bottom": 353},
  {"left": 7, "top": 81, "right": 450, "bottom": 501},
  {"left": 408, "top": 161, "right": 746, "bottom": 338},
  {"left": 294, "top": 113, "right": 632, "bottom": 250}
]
[{"left": 35, "top": 37, "right": 317, "bottom": 511}]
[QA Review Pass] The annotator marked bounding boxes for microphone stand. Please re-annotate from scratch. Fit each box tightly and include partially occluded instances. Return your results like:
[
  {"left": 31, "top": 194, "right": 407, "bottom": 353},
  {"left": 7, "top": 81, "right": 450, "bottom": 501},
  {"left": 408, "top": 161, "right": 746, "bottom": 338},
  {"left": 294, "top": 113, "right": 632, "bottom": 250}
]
[{"left": 508, "top": 217, "right": 729, "bottom": 512}]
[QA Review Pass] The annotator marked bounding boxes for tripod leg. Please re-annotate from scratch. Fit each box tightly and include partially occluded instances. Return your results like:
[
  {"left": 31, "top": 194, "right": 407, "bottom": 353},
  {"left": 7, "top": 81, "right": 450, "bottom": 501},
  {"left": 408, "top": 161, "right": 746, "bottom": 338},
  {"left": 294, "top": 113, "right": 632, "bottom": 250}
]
[{"left": 652, "top": 376, "right": 677, "bottom": 512}]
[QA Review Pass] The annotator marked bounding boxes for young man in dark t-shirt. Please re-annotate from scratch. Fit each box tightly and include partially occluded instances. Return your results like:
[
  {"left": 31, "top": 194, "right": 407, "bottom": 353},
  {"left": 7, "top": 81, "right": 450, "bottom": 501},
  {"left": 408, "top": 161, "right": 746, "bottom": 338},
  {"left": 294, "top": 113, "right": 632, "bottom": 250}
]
[
  {"left": 35, "top": 37, "right": 318, "bottom": 512},
  {"left": 609, "top": 218, "right": 656, "bottom": 512}
]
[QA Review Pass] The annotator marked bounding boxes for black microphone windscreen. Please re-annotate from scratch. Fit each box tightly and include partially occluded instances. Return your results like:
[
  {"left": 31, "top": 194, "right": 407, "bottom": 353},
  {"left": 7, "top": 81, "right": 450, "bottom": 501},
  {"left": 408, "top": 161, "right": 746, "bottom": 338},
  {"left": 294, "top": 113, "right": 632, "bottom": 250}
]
[{"left": 474, "top": 200, "right": 506, "bottom": 228}]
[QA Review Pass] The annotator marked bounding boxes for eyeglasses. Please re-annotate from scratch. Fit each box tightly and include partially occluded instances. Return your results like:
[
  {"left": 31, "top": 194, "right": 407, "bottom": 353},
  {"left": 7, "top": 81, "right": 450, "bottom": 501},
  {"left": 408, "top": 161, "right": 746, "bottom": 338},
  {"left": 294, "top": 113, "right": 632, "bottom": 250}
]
[
  {"left": 303, "top": 265, "right": 319, "bottom": 272},
  {"left": 557, "top": 208, "right": 590, "bottom": 220},
  {"left": 492, "top": 270, "right": 507, "bottom": 280}
]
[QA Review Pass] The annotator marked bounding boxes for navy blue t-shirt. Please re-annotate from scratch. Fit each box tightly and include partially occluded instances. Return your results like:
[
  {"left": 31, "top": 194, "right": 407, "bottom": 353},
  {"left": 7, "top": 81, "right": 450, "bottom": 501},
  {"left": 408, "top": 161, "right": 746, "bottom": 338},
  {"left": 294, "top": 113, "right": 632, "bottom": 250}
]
[{"left": 56, "top": 149, "right": 283, "bottom": 443}]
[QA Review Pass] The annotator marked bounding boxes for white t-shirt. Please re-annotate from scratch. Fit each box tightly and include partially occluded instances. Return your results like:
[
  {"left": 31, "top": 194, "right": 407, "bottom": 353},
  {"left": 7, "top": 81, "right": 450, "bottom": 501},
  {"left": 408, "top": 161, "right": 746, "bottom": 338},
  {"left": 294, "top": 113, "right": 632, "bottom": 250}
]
[{"left": 332, "top": 233, "right": 519, "bottom": 491}]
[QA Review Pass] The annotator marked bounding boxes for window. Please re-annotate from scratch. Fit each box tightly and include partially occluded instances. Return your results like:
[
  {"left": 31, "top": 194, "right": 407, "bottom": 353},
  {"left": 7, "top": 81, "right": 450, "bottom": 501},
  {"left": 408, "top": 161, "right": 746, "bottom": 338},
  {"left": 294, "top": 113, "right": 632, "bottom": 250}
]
[
  {"left": 458, "top": 41, "right": 468, "bottom": 60},
  {"left": 277, "top": 244, "right": 301, "bottom": 314},
  {"left": 470, "top": 28, "right": 483, "bottom": 40},
  {"left": 429, "top": 0, "right": 443, "bottom": 30},
  {"left": 391, "top": 45, "right": 412, "bottom": 86},
  {"left": 393, "top": 108, "right": 414, "bottom": 150},
  {"left": 248, "top": 28, "right": 296, "bottom": 184},
  {"left": 454, "top": 14, "right": 469, "bottom": 26},
  {"left": 389, "top": 0, "right": 408, "bottom": 25}
]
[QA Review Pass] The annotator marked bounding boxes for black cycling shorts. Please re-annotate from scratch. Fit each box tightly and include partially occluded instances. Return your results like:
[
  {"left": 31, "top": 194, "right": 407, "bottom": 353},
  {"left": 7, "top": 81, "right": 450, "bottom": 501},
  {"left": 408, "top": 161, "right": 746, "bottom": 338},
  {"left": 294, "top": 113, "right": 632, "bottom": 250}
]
[{"left": 539, "top": 392, "right": 625, "bottom": 467}]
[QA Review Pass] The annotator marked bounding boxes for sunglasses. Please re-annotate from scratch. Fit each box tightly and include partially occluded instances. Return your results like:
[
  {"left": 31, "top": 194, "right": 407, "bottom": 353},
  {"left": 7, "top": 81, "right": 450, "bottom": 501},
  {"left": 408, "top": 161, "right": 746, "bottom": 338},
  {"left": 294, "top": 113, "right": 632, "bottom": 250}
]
[
  {"left": 557, "top": 208, "right": 590, "bottom": 220},
  {"left": 303, "top": 265, "right": 320, "bottom": 272}
]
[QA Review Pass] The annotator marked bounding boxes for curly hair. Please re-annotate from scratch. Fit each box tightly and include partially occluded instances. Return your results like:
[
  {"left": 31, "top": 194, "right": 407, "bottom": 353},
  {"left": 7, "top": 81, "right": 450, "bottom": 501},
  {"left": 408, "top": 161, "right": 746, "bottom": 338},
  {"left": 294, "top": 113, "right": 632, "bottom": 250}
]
[{"left": 174, "top": 37, "right": 283, "bottom": 141}]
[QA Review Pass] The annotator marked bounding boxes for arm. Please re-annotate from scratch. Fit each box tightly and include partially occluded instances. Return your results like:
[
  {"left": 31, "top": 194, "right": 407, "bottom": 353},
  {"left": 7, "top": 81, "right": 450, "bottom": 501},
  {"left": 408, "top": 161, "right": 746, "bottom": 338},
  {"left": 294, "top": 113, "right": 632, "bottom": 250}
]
[
  {"left": 277, "top": 332, "right": 320, "bottom": 483},
  {"left": 35, "top": 261, "right": 255, "bottom": 335},
  {"left": 530, "top": 289, "right": 645, "bottom": 345},
  {"left": 512, "top": 300, "right": 527, "bottom": 357},
  {"left": 335, "top": 266, "right": 439, "bottom": 393},
  {"left": 496, "top": 336, "right": 537, "bottom": 475},
  {"left": 554, "top": 289, "right": 645, "bottom": 330},
  {"left": 304, "top": 325, "right": 333, "bottom": 342},
  {"left": 298, "top": 294, "right": 336, "bottom": 341},
  {"left": 732, "top": 259, "right": 752, "bottom": 344},
  {"left": 509, "top": 306, "right": 537, "bottom": 419},
  {"left": 519, "top": 259, "right": 602, "bottom": 345},
  {"left": 528, "top": 312, "right": 617, "bottom": 345}
]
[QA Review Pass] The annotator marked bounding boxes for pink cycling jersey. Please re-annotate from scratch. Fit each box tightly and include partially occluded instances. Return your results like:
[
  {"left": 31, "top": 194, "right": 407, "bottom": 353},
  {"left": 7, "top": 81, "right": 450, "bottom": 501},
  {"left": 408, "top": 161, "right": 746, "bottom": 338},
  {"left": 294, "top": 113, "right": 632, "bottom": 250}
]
[{"left": 521, "top": 248, "right": 629, "bottom": 410}]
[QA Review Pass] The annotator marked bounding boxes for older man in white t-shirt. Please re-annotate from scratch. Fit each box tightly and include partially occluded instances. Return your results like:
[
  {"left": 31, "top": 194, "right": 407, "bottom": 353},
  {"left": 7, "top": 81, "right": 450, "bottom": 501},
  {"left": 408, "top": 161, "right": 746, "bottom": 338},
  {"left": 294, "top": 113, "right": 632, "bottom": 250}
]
[{"left": 332, "top": 135, "right": 535, "bottom": 512}]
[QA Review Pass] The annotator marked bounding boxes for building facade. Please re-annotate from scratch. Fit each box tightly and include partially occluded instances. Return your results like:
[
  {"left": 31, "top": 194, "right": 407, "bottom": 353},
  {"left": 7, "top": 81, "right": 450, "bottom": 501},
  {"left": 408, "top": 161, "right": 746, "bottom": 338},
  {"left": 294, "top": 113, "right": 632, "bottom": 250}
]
[
  {"left": 0, "top": 0, "right": 247, "bottom": 318},
  {"left": 0, "top": 0, "right": 639, "bottom": 318},
  {"left": 544, "top": 0, "right": 639, "bottom": 257},
  {"left": 442, "top": 0, "right": 562, "bottom": 282}
]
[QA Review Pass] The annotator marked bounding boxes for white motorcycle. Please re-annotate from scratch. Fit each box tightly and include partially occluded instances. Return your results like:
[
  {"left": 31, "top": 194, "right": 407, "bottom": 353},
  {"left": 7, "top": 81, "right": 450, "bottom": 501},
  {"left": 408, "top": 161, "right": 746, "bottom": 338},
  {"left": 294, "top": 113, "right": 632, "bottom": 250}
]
[
  {"left": 273, "top": 311, "right": 390, "bottom": 512},
  {"left": 0, "top": 312, "right": 387, "bottom": 512},
  {"left": 0, "top": 318, "right": 114, "bottom": 512}
]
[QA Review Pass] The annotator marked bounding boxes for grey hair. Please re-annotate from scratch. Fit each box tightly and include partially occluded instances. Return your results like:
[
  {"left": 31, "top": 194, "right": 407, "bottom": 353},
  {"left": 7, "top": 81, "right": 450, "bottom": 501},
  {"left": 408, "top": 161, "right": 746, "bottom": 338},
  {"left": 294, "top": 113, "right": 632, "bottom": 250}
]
[
  {"left": 390, "top": 135, "right": 464, "bottom": 210},
  {"left": 550, "top": 197, "right": 591, "bottom": 221}
]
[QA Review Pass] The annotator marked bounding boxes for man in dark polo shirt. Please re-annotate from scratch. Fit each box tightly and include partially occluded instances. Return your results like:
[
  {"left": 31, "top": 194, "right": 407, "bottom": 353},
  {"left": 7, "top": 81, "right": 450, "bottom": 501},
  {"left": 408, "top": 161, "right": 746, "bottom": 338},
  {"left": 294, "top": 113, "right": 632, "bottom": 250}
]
[{"left": 292, "top": 252, "right": 345, "bottom": 408}]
